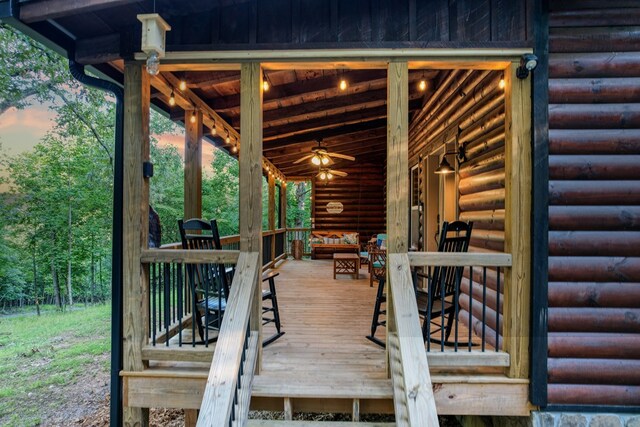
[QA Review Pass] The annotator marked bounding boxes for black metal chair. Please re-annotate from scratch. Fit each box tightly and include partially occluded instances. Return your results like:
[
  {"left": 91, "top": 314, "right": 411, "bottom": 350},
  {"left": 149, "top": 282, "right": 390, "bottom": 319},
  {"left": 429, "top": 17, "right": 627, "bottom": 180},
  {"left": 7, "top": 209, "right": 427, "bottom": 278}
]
[
  {"left": 366, "top": 248, "right": 387, "bottom": 347},
  {"left": 414, "top": 220, "right": 473, "bottom": 346},
  {"left": 178, "top": 218, "right": 231, "bottom": 344},
  {"left": 261, "top": 270, "right": 285, "bottom": 347}
]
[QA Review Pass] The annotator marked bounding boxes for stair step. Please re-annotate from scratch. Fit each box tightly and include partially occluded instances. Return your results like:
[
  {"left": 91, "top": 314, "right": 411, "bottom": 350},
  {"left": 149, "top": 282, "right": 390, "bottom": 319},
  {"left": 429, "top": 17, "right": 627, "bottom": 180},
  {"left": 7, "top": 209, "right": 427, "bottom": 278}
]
[
  {"left": 248, "top": 421, "right": 395, "bottom": 426},
  {"left": 251, "top": 374, "right": 393, "bottom": 399}
]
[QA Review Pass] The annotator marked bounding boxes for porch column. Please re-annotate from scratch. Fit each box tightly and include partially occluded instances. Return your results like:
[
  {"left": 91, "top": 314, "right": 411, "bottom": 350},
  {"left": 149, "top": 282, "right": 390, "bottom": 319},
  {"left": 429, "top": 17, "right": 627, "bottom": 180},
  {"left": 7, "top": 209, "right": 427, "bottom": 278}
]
[
  {"left": 280, "top": 182, "right": 287, "bottom": 229},
  {"left": 184, "top": 109, "right": 203, "bottom": 220},
  {"left": 239, "top": 62, "right": 263, "bottom": 369},
  {"left": 122, "top": 62, "right": 150, "bottom": 427},
  {"left": 503, "top": 61, "right": 532, "bottom": 379},
  {"left": 268, "top": 173, "right": 276, "bottom": 265},
  {"left": 386, "top": 60, "right": 410, "bottom": 353}
]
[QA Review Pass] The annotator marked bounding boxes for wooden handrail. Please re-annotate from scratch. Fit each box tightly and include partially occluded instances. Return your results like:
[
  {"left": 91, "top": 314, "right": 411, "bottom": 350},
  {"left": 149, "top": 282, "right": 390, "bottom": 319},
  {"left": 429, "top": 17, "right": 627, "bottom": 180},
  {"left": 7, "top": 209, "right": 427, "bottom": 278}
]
[
  {"left": 197, "top": 251, "right": 260, "bottom": 427},
  {"left": 388, "top": 253, "right": 439, "bottom": 427},
  {"left": 408, "top": 251, "right": 512, "bottom": 267},
  {"left": 140, "top": 249, "right": 240, "bottom": 264}
]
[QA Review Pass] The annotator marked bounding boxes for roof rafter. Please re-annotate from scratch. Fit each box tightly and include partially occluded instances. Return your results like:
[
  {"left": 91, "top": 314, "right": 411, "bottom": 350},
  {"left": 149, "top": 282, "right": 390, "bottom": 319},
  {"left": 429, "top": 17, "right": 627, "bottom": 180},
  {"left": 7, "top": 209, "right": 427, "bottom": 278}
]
[{"left": 20, "top": 0, "right": 141, "bottom": 23}]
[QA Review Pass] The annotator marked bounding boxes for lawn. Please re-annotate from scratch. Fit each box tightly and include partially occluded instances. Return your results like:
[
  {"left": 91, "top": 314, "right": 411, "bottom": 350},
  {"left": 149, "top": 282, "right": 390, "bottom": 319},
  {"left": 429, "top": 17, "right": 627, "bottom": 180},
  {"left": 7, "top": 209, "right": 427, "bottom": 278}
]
[{"left": 0, "top": 304, "right": 111, "bottom": 426}]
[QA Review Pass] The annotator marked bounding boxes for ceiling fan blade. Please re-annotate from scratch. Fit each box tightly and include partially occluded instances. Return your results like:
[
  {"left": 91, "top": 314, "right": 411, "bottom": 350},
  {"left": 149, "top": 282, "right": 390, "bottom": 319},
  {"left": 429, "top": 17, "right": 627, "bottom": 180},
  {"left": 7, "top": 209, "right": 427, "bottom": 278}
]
[
  {"left": 293, "top": 154, "right": 314, "bottom": 164},
  {"left": 327, "top": 152, "right": 356, "bottom": 161},
  {"left": 329, "top": 169, "right": 348, "bottom": 177}
]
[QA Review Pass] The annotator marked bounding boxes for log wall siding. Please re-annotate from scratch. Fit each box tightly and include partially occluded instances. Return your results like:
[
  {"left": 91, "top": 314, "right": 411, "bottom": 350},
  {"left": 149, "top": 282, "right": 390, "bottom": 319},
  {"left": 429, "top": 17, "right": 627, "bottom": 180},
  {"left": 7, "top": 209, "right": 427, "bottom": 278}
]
[
  {"left": 548, "top": 2, "right": 640, "bottom": 407},
  {"left": 409, "top": 70, "right": 505, "bottom": 350},
  {"left": 313, "top": 163, "right": 386, "bottom": 243}
]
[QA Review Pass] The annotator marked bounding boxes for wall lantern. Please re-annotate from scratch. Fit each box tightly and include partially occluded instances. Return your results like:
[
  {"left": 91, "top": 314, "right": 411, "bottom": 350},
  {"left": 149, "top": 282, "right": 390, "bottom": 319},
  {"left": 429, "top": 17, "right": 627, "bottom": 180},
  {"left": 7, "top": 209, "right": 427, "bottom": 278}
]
[
  {"left": 435, "top": 144, "right": 466, "bottom": 175},
  {"left": 137, "top": 13, "right": 171, "bottom": 75}
]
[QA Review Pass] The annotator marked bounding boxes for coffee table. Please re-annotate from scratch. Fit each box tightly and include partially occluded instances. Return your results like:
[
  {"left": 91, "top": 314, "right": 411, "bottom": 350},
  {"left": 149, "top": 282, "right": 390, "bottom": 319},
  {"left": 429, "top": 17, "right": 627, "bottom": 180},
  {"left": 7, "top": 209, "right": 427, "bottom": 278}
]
[{"left": 333, "top": 253, "right": 360, "bottom": 279}]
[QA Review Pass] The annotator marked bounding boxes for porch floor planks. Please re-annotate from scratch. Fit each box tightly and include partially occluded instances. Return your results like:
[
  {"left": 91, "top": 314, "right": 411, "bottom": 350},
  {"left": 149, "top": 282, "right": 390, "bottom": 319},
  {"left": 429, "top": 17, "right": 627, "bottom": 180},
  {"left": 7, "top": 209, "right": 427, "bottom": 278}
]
[{"left": 262, "top": 259, "right": 387, "bottom": 379}]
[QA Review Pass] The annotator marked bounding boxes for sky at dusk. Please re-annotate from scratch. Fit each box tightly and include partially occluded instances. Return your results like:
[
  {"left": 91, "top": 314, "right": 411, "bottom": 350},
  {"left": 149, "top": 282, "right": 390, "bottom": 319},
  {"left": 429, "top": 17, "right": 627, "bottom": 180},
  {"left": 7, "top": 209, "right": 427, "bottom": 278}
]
[{"left": 0, "top": 101, "right": 217, "bottom": 192}]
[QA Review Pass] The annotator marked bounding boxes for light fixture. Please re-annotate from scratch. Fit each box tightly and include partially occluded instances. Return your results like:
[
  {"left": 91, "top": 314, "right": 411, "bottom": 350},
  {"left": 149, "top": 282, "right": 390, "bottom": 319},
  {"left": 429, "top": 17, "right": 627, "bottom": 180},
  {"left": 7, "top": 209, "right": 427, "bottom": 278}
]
[
  {"left": 516, "top": 53, "right": 538, "bottom": 79},
  {"left": 138, "top": 14, "right": 171, "bottom": 76},
  {"left": 168, "top": 89, "right": 176, "bottom": 106},
  {"left": 321, "top": 155, "right": 329, "bottom": 165},
  {"left": 499, "top": 79, "right": 505, "bottom": 89},
  {"left": 311, "top": 154, "right": 321, "bottom": 166},
  {"left": 179, "top": 80, "right": 187, "bottom": 91},
  {"left": 339, "top": 79, "right": 347, "bottom": 91},
  {"left": 319, "top": 171, "right": 327, "bottom": 180},
  {"left": 327, "top": 172, "right": 333, "bottom": 180},
  {"left": 190, "top": 110, "right": 196, "bottom": 123},
  {"left": 225, "top": 130, "right": 231, "bottom": 144},
  {"left": 418, "top": 79, "right": 427, "bottom": 92},
  {"left": 232, "top": 144, "right": 238, "bottom": 153},
  {"left": 435, "top": 143, "right": 466, "bottom": 175},
  {"left": 210, "top": 118, "right": 217, "bottom": 135}
]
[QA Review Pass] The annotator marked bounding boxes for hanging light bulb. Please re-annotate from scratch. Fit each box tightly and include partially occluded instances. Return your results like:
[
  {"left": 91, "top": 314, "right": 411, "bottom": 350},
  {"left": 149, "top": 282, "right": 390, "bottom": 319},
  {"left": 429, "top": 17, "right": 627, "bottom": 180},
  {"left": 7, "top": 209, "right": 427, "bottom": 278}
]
[
  {"left": 327, "top": 172, "right": 333, "bottom": 180},
  {"left": 499, "top": 78, "right": 506, "bottom": 89},
  {"left": 339, "top": 79, "right": 347, "bottom": 91},
  {"left": 320, "top": 172, "right": 327, "bottom": 180},
  {"left": 418, "top": 80, "right": 427, "bottom": 92},
  {"left": 225, "top": 130, "right": 231, "bottom": 144},
  {"left": 179, "top": 80, "right": 187, "bottom": 91},
  {"left": 190, "top": 110, "right": 196, "bottom": 123},
  {"left": 168, "top": 89, "right": 176, "bottom": 106},
  {"left": 146, "top": 52, "right": 160, "bottom": 76},
  {"left": 232, "top": 145, "right": 238, "bottom": 153},
  {"left": 210, "top": 118, "right": 217, "bottom": 135},
  {"left": 263, "top": 80, "right": 269, "bottom": 91},
  {"left": 311, "top": 155, "right": 321, "bottom": 166},
  {"left": 321, "top": 155, "right": 329, "bottom": 165}
]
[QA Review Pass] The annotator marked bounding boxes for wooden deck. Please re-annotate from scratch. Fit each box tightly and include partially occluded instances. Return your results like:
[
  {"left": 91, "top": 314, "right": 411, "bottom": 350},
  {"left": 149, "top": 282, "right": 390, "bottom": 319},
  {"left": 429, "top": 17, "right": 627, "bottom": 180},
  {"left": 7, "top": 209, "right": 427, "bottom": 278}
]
[{"left": 262, "top": 259, "right": 386, "bottom": 379}]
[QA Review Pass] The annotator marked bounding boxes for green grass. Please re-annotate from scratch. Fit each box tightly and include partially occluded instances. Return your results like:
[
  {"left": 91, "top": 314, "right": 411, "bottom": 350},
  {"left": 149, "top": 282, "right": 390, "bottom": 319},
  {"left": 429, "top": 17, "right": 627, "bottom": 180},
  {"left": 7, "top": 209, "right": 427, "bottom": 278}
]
[{"left": 0, "top": 304, "right": 111, "bottom": 426}]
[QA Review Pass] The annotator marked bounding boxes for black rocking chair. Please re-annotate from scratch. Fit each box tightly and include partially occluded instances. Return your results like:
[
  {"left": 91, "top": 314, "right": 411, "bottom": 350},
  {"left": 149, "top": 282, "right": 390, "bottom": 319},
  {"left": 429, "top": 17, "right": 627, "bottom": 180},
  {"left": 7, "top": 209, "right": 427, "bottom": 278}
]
[
  {"left": 261, "top": 270, "right": 285, "bottom": 347},
  {"left": 414, "top": 220, "right": 473, "bottom": 346},
  {"left": 178, "top": 218, "right": 231, "bottom": 344},
  {"left": 366, "top": 248, "right": 387, "bottom": 347}
]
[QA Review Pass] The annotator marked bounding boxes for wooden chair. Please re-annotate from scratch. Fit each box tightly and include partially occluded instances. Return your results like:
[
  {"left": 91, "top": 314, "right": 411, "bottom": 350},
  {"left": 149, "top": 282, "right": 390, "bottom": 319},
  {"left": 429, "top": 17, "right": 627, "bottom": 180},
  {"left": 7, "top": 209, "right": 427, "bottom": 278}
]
[
  {"left": 414, "top": 220, "right": 473, "bottom": 345},
  {"left": 261, "top": 271, "right": 285, "bottom": 347},
  {"left": 178, "top": 218, "right": 231, "bottom": 344},
  {"left": 365, "top": 248, "right": 387, "bottom": 347}
]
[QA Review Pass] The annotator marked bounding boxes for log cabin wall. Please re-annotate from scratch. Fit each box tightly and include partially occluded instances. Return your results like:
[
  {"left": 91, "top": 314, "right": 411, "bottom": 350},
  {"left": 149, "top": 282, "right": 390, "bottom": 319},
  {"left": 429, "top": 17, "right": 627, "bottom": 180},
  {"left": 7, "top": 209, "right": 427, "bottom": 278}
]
[
  {"left": 313, "top": 162, "right": 386, "bottom": 244},
  {"left": 547, "top": 2, "right": 640, "bottom": 407},
  {"left": 409, "top": 70, "right": 506, "bottom": 349}
]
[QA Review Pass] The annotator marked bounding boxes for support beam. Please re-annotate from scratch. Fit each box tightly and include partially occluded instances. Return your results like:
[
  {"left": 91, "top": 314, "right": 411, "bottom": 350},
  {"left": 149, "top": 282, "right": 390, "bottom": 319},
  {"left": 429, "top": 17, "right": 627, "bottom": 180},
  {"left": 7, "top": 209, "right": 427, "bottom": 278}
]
[
  {"left": 280, "top": 182, "right": 287, "bottom": 230},
  {"left": 240, "top": 62, "right": 263, "bottom": 370},
  {"left": 21, "top": 0, "right": 139, "bottom": 23},
  {"left": 184, "top": 109, "right": 203, "bottom": 220},
  {"left": 503, "top": 62, "right": 532, "bottom": 379},
  {"left": 268, "top": 173, "right": 276, "bottom": 265},
  {"left": 122, "top": 62, "right": 150, "bottom": 427}
]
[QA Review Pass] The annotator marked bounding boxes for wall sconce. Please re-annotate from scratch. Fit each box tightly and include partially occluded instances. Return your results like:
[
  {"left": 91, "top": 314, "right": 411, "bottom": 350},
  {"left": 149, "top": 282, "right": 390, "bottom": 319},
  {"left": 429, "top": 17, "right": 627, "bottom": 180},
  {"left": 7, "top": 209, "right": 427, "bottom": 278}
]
[
  {"left": 143, "top": 161, "right": 154, "bottom": 178},
  {"left": 516, "top": 53, "right": 538, "bottom": 79},
  {"left": 435, "top": 144, "right": 466, "bottom": 175},
  {"left": 138, "top": 14, "right": 171, "bottom": 76}
]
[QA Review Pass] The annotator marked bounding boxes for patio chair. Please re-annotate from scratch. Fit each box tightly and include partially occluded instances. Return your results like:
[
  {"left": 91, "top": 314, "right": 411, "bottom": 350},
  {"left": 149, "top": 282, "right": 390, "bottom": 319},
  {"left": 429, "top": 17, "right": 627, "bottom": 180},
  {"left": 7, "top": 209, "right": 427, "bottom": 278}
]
[
  {"left": 414, "top": 220, "right": 473, "bottom": 345},
  {"left": 178, "top": 218, "right": 231, "bottom": 344},
  {"left": 261, "top": 270, "right": 285, "bottom": 347},
  {"left": 365, "top": 248, "right": 387, "bottom": 347}
]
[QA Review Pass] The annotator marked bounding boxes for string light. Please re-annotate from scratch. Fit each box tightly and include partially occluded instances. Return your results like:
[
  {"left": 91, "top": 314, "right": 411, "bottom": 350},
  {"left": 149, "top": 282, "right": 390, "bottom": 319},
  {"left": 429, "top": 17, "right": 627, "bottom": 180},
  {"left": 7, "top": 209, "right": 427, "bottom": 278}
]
[
  {"left": 168, "top": 89, "right": 176, "bottom": 106},
  {"left": 179, "top": 80, "right": 187, "bottom": 91},
  {"left": 190, "top": 110, "right": 196, "bottom": 123},
  {"left": 210, "top": 118, "right": 217, "bottom": 135},
  {"left": 339, "top": 79, "right": 347, "bottom": 91},
  {"left": 232, "top": 144, "right": 238, "bottom": 153},
  {"left": 499, "top": 79, "right": 506, "bottom": 89},
  {"left": 225, "top": 130, "right": 231, "bottom": 144},
  {"left": 418, "top": 80, "right": 427, "bottom": 92}
]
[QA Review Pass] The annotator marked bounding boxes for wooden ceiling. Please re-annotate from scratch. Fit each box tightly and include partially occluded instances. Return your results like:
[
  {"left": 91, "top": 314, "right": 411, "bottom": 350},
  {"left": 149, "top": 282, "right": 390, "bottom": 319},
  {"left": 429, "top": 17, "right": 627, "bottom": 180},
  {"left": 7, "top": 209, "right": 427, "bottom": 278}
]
[{"left": 160, "top": 67, "right": 444, "bottom": 177}]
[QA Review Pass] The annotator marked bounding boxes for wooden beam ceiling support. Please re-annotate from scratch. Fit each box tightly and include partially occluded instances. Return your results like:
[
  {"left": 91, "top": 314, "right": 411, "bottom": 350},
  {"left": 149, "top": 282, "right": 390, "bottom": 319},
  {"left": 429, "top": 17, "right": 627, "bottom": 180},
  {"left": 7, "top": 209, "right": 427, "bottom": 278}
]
[
  {"left": 20, "top": 0, "right": 140, "bottom": 23},
  {"left": 262, "top": 118, "right": 387, "bottom": 149},
  {"left": 149, "top": 71, "right": 284, "bottom": 180}
]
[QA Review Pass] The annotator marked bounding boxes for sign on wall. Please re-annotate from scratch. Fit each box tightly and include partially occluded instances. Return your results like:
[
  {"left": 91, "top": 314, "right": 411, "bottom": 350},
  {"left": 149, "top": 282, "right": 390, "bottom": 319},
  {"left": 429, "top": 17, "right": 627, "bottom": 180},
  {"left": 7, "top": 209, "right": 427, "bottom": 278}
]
[{"left": 326, "top": 201, "right": 344, "bottom": 214}]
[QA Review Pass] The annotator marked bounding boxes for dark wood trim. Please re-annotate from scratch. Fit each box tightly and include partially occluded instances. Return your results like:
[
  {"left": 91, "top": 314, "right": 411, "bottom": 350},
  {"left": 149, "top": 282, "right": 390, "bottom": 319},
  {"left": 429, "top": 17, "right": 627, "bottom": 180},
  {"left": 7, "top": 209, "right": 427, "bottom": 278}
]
[
  {"left": 531, "top": 0, "right": 549, "bottom": 408},
  {"left": 545, "top": 405, "right": 640, "bottom": 414},
  {"left": 20, "top": 0, "right": 139, "bottom": 23}
]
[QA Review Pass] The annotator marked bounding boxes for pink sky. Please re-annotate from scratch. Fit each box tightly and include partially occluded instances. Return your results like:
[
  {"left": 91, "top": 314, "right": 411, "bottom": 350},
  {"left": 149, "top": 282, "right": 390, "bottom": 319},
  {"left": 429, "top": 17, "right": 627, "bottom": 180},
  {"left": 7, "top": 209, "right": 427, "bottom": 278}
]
[{"left": 0, "top": 103, "right": 216, "bottom": 191}]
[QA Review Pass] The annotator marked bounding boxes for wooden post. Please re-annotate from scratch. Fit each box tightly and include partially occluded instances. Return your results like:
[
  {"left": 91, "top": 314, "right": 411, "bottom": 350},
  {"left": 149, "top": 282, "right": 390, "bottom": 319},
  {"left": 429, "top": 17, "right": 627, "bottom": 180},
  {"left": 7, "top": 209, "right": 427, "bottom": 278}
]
[
  {"left": 503, "top": 61, "right": 532, "bottom": 379},
  {"left": 184, "top": 109, "right": 203, "bottom": 220},
  {"left": 386, "top": 60, "right": 409, "bottom": 369},
  {"left": 268, "top": 173, "right": 276, "bottom": 264},
  {"left": 280, "top": 181, "right": 287, "bottom": 230},
  {"left": 122, "top": 62, "right": 150, "bottom": 427},
  {"left": 240, "top": 62, "right": 263, "bottom": 370}
]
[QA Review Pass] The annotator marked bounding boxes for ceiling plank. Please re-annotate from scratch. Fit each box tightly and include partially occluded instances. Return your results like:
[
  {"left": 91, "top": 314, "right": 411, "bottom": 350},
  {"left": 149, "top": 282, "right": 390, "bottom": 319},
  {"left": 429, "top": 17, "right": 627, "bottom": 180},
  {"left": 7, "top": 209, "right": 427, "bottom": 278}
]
[{"left": 21, "top": 0, "right": 141, "bottom": 23}]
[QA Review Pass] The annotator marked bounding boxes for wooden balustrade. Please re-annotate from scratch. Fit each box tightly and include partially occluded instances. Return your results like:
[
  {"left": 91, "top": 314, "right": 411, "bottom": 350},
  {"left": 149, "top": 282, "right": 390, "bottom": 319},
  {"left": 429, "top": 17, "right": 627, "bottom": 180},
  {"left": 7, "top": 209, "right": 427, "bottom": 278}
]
[{"left": 197, "top": 251, "right": 261, "bottom": 427}]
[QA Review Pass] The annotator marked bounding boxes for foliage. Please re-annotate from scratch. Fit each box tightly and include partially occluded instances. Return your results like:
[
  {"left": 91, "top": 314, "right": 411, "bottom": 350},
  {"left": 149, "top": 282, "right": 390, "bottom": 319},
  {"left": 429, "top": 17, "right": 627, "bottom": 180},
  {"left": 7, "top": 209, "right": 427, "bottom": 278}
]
[{"left": 0, "top": 304, "right": 111, "bottom": 426}]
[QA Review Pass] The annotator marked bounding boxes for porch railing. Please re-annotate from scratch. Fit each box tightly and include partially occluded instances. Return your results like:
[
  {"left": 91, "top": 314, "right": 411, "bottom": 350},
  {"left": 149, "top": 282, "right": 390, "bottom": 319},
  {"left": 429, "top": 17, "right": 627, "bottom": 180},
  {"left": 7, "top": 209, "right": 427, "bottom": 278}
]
[{"left": 197, "top": 252, "right": 260, "bottom": 427}]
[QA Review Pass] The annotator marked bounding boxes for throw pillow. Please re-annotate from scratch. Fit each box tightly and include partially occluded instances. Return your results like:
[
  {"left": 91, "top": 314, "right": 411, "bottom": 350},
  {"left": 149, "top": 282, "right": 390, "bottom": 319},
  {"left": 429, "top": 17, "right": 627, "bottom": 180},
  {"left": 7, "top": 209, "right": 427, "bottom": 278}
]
[{"left": 343, "top": 233, "right": 357, "bottom": 244}]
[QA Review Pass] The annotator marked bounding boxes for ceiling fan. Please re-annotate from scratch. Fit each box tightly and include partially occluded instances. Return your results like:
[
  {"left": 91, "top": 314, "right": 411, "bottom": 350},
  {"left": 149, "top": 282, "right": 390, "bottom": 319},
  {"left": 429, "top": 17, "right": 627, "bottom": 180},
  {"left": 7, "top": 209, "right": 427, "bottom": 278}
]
[
  {"left": 317, "top": 168, "right": 347, "bottom": 181},
  {"left": 293, "top": 139, "right": 355, "bottom": 166}
]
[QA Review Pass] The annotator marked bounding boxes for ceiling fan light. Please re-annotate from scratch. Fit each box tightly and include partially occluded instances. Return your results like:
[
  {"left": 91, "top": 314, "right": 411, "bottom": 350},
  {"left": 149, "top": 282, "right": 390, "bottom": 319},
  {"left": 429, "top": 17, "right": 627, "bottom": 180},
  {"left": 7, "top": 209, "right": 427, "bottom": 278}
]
[
  {"left": 321, "top": 155, "right": 329, "bottom": 165},
  {"left": 320, "top": 172, "right": 327, "bottom": 180},
  {"left": 327, "top": 172, "right": 333, "bottom": 180},
  {"left": 311, "top": 155, "right": 321, "bottom": 166}
]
